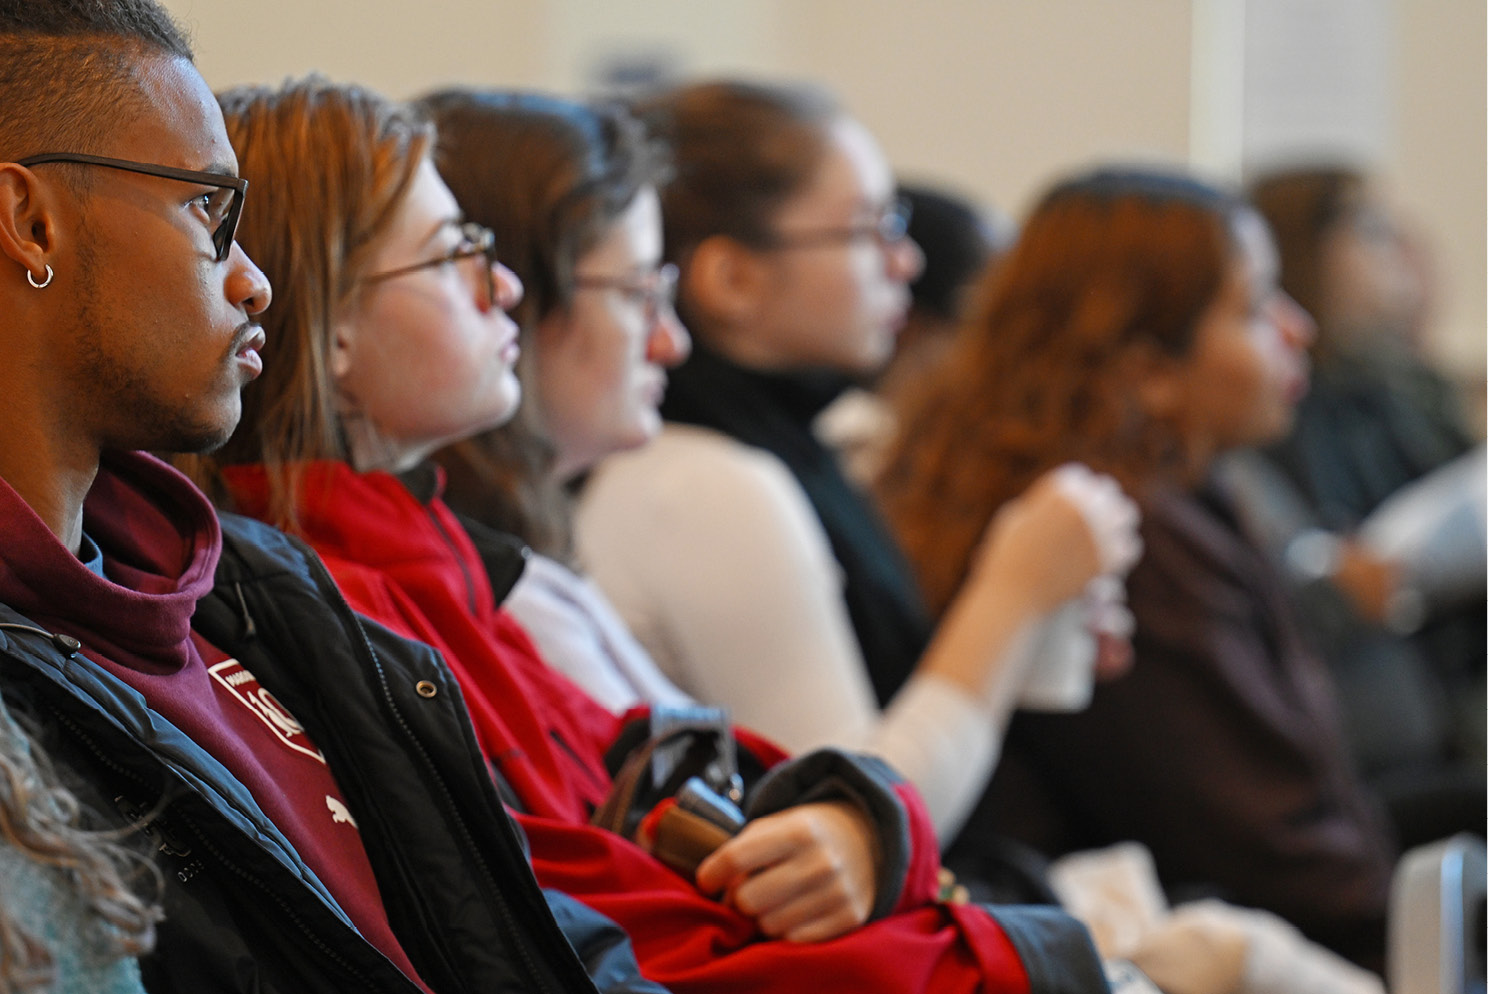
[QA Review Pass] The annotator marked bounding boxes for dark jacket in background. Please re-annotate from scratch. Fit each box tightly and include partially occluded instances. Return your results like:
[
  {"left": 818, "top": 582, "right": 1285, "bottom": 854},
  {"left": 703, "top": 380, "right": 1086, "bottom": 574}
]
[
  {"left": 970, "top": 481, "right": 1397, "bottom": 972},
  {"left": 1266, "top": 349, "right": 1475, "bottom": 529}
]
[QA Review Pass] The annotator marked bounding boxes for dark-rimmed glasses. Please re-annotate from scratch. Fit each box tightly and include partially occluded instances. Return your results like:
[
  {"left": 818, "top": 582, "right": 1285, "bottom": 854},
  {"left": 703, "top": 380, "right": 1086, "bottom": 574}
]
[
  {"left": 17, "top": 152, "right": 247, "bottom": 263},
  {"left": 572, "top": 262, "right": 679, "bottom": 325},
  {"left": 760, "top": 197, "right": 913, "bottom": 251},
  {"left": 365, "top": 222, "right": 500, "bottom": 307}
]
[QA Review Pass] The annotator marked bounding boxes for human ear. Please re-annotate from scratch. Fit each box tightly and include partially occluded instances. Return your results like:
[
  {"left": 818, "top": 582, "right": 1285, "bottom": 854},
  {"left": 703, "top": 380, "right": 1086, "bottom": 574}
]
[
  {"left": 329, "top": 318, "right": 357, "bottom": 383},
  {"left": 1136, "top": 363, "right": 1185, "bottom": 420},
  {"left": 684, "top": 235, "right": 769, "bottom": 329},
  {"left": 0, "top": 164, "right": 57, "bottom": 283},
  {"left": 1120, "top": 340, "right": 1186, "bottom": 422}
]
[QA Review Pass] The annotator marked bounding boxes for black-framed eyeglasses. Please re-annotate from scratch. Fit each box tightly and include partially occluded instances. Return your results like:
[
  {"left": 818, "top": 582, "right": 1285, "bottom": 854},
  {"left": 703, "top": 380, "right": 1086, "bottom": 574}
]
[
  {"left": 16, "top": 152, "right": 247, "bottom": 263},
  {"left": 365, "top": 222, "right": 500, "bottom": 308},
  {"left": 760, "top": 197, "right": 913, "bottom": 251},
  {"left": 572, "top": 262, "right": 679, "bottom": 325}
]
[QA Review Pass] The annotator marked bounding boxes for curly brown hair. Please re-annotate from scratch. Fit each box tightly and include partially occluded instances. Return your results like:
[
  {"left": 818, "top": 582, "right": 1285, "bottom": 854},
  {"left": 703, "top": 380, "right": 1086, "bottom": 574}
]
[
  {"left": 0, "top": 698, "right": 160, "bottom": 993},
  {"left": 877, "top": 167, "right": 1248, "bottom": 618}
]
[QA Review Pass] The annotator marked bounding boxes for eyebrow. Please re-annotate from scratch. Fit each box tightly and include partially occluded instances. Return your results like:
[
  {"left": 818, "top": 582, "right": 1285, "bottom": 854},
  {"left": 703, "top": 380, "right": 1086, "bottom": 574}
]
[{"left": 200, "top": 160, "right": 242, "bottom": 180}]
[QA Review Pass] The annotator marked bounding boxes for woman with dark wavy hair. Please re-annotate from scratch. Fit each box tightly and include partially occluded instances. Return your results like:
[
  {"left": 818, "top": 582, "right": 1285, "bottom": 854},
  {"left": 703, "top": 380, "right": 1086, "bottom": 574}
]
[
  {"left": 0, "top": 694, "right": 159, "bottom": 994},
  {"left": 878, "top": 167, "right": 1396, "bottom": 972}
]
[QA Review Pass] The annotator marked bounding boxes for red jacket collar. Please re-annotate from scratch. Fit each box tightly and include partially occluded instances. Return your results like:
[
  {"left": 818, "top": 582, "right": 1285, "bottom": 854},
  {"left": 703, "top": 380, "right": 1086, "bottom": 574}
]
[{"left": 222, "top": 461, "right": 496, "bottom": 620}]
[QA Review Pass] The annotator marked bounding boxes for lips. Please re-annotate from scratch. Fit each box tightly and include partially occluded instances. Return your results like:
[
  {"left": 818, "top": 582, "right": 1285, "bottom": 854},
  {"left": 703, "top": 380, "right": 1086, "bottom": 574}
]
[
  {"left": 494, "top": 317, "right": 521, "bottom": 365},
  {"left": 1285, "top": 355, "right": 1311, "bottom": 403},
  {"left": 499, "top": 333, "right": 521, "bottom": 365},
  {"left": 235, "top": 325, "right": 266, "bottom": 378},
  {"left": 640, "top": 368, "right": 668, "bottom": 408},
  {"left": 1286, "top": 374, "right": 1309, "bottom": 404},
  {"left": 884, "top": 302, "right": 910, "bottom": 337}
]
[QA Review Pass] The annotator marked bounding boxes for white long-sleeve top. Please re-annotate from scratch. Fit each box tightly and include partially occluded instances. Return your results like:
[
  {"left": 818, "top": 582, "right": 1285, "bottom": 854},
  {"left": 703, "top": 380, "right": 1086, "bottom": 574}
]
[
  {"left": 573, "top": 424, "right": 1002, "bottom": 841},
  {"left": 505, "top": 551, "right": 695, "bottom": 713}
]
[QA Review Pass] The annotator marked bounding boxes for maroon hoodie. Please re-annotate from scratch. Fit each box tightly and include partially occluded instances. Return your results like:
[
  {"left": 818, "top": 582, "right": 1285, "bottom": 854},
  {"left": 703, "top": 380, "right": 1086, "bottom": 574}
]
[{"left": 0, "top": 451, "right": 429, "bottom": 990}]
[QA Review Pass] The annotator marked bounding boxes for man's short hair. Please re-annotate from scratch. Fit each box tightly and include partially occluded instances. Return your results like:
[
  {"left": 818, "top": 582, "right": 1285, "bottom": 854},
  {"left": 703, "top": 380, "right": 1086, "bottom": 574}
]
[{"left": 0, "top": 0, "right": 194, "bottom": 166}]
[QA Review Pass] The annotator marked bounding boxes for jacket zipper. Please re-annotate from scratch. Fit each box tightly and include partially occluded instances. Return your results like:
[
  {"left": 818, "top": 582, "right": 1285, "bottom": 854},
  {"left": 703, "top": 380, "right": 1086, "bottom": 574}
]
[
  {"left": 425, "top": 506, "right": 480, "bottom": 616},
  {"left": 300, "top": 551, "right": 584, "bottom": 994},
  {"left": 549, "top": 729, "right": 612, "bottom": 801},
  {"left": 178, "top": 814, "right": 396, "bottom": 993},
  {"left": 49, "top": 708, "right": 199, "bottom": 870}
]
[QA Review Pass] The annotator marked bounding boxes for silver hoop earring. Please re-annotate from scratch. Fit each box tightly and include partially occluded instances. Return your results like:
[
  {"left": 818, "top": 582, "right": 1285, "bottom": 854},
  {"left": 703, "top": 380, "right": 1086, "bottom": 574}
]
[{"left": 26, "top": 264, "right": 53, "bottom": 289}]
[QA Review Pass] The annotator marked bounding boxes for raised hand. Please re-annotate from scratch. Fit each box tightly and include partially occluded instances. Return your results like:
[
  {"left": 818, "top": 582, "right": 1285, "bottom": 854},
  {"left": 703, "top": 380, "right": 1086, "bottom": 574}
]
[{"left": 968, "top": 463, "right": 1142, "bottom": 615}]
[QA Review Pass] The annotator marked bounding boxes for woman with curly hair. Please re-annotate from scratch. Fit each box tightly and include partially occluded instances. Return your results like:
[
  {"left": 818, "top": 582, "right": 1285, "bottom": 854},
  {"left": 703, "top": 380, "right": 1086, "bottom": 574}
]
[
  {"left": 877, "top": 167, "right": 1396, "bottom": 972},
  {"left": 0, "top": 694, "right": 159, "bottom": 994}
]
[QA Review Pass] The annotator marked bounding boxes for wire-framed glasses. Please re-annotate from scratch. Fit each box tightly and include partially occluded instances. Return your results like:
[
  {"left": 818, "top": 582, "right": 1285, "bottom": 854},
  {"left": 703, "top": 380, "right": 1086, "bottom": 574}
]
[
  {"left": 760, "top": 197, "right": 913, "bottom": 250},
  {"left": 364, "top": 222, "right": 500, "bottom": 307},
  {"left": 572, "top": 262, "right": 679, "bottom": 324}
]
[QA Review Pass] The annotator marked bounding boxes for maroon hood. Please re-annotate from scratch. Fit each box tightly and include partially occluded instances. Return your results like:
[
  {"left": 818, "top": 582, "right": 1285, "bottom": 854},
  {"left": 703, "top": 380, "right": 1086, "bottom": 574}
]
[{"left": 0, "top": 450, "right": 220, "bottom": 672}]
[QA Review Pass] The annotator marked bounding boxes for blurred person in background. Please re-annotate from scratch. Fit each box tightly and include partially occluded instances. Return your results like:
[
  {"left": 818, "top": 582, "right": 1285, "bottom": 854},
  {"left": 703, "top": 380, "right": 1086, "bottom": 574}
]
[
  {"left": 815, "top": 181, "right": 1016, "bottom": 485},
  {"left": 878, "top": 166, "right": 1397, "bottom": 972},
  {"left": 576, "top": 80, "right": 1141, "bottom": 854},
  {"left": 1230, "top": 167, "right": 1486, "bottom": 848}
]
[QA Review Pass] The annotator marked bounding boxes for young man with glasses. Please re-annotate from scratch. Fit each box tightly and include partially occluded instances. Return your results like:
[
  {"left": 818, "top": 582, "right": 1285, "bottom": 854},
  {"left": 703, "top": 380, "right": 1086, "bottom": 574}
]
[{"left": 0, "top": 4, "right": 664, "bottom": 993}]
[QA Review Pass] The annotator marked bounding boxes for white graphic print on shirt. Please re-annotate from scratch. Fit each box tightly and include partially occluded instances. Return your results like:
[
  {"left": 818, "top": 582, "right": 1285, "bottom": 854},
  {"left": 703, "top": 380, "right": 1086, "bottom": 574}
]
[{"left": 208, "top": 658, "right": 327, "bottom": 763}]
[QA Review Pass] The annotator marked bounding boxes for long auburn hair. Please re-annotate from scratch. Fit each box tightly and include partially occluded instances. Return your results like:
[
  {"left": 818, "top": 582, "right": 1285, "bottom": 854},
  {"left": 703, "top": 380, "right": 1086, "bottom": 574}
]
[
  {"left": 177, "top": 76, "right": 433, "bottom": 530},
  {"left": 0, "top": 698, "right": 160, "bottom": 993},
  {"left": 877, "top": 167, "right": 1248, "bottom": 618},
  {"left": 419, "top": 90, "right": 668, "bottom": 560}
]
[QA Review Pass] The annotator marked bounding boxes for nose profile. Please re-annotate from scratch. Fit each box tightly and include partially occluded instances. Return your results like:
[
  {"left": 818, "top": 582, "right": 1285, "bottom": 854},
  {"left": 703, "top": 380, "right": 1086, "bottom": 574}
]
[
  {"left": 229, "top": 241, "right": 273, "bottom": 316},
  {"left": 647, "top": 306, "right": 692, "bottom": 368},
  {"left": 493, "top": 261, "right": 523, "bottom": 311},
  {"left": 1276, "top": 291, "right": 1316, "bottom": 351},
  {"left": 887, "top": 234, "right": 925, "bottom": 284}
]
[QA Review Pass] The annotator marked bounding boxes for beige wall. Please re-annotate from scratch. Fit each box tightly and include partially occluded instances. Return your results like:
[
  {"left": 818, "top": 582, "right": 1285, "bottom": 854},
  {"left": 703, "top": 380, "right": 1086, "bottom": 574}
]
[
  {"left": 163, "top": 0, "right": 1484, "bottom": 379},
  {"left": 1391, "top": 0, "right": 1486, "bottom": 376},
  {"left": 774, "top": 1, "right": 1196, "bottom": 219},
  {"left": 167, "top": 0, "right": 1195, "bottom": 216}
]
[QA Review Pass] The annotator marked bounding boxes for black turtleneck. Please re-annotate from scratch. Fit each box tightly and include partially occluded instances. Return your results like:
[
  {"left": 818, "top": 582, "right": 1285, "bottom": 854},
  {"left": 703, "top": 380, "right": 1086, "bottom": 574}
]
[{"left": 661, "top": 342, "right": 933, "bottom": 705}]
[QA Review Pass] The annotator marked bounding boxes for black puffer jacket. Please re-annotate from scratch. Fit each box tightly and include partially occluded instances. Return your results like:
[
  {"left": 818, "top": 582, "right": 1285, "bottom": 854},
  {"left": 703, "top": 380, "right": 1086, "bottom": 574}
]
[{"left": 0, "top": 511, "right": 667, "bottom": 994}]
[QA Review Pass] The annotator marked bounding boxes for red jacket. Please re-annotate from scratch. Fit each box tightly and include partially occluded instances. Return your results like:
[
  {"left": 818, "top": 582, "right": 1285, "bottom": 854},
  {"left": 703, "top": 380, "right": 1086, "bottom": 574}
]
[{"left": 223, "top": 461, "right": 1103, "bottom": 994}]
